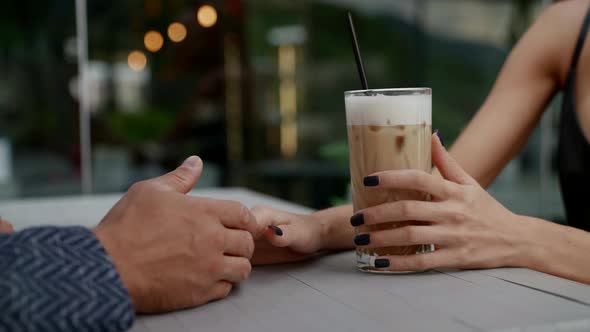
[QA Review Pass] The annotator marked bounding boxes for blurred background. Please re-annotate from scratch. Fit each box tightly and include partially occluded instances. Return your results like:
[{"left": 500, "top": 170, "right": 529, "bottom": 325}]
[{"left": 0, "top": 0, "right": 564, "bottom": 222}]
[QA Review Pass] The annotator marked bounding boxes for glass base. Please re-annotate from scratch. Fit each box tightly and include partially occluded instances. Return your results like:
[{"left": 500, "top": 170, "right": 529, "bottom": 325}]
[{"left": 356, "top": 244, "right": 435, "bottom": 274}]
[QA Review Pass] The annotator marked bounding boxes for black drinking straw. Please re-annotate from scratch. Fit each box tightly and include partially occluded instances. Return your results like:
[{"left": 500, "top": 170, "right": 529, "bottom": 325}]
[{"left": 347, "top": 12, "right": 369, "bottom": 90}]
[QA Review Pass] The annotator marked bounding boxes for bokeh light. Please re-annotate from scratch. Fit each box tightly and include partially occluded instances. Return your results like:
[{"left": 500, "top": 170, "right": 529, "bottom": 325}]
[
  {"left": 127, "top": 51, "right": 147, "bottom": 72},
  {"left": 144, "top": 30, "right": 164, "bottom": 52},
  {"left": 167, "top": 22, "right": 187, "bottom": 43},
  {"left": 197, "top": 5, "right": 218, "bottom": 28}
]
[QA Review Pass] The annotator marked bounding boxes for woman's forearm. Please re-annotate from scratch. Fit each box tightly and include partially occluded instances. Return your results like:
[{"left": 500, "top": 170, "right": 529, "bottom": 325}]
[
  {"left": 317, "top": 204, "right": 355, "bottom": 251},
  {"left": 518, "top": 216, "right": 590, "bottom": 284}
]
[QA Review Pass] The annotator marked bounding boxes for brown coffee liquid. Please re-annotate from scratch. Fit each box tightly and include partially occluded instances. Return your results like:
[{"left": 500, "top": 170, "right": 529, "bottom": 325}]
[{"left": 348, "top": 123, "right": 431, "bottom": 257}]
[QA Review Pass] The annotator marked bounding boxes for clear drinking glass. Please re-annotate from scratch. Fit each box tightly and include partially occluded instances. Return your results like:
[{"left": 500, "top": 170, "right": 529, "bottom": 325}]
[{"left": 345, "top": 88, "right": 434, "bottom": 273}]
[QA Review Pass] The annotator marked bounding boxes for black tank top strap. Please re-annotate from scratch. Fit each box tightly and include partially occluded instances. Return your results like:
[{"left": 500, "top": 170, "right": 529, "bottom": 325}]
[
  {"left": 565, "top": 3, "right": 590, "bottom": 84},
  {"left": 558, "top": 2, "right": 590, "bottom": 231}
]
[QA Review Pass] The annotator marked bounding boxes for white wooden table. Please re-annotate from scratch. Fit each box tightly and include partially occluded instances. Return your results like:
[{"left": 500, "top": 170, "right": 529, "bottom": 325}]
[{"left": 1, "top": 188, "right": 590, "bottom": 332}]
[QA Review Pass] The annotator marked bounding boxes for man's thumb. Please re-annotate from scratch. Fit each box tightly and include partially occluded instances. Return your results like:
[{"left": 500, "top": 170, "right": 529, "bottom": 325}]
[{"left": 151, "top": 156, "right": 203, "bottom": 193}]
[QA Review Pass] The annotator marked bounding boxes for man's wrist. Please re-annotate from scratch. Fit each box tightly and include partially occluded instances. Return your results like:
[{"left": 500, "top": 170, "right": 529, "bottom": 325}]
[
  {"left": 93, "top": 226, "right": 139, "bottom": 312},
  {"left": 92, "top": 227, "right": 108, "bottom": 252},
  {"left": 93, "top": 226, "right": 119, "bottom": 272}
]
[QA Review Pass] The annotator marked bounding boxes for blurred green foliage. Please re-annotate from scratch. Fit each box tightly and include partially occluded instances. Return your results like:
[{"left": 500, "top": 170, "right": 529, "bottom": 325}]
[{"left": 108, "top": 107, "right": 176, "bottom": 145}]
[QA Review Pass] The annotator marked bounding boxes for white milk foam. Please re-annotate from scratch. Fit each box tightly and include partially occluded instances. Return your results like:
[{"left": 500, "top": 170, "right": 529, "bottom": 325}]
[{"left": 345, "top": 94, "right": 431, "bottom": 126}]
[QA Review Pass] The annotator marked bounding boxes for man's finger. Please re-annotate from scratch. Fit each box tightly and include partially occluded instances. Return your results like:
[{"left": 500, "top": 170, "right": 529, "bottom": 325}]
[
  {"left": 220, "top": 256, "right": 252, "bottom": 283},
  {"left": 431, "top": 133, "right": 475, "bottom": 185},
  {"left": 223, "top": 229, "right": 255, "bottom": 259},
  {"left": 195, "top": 199, "right": 258, "bottom": 235},
  {"left": 207, "top": 282, "right": 233, "bottom": 302},
  {"left": 150, "top": 156, "right": 203, "bottom": 193}
]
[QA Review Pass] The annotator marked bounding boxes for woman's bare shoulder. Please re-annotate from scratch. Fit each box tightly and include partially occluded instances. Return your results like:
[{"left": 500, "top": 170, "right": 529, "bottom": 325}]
[
  {"left": 538, "top": 0, "right": 589, "bottom": 42},
  {"left": 530, "top": 0, "right": 590, "bottom": 86},
  {"left": 544, "top": 0, "right": 588, "bottom": 17}
]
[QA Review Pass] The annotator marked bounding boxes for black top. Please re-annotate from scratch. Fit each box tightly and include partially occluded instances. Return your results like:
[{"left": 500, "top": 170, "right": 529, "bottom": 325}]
[{"left": 558, "top": 4, "right": 590, "bottom": 231}]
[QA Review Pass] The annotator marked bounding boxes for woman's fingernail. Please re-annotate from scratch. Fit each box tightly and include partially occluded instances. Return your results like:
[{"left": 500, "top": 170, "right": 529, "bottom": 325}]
[
  {"left": 269, "top": 225, "right": 283, "bottom": 236},
  {"left": 434, "top": 129, "right": 444, "bottom": 146},
  {"left": 350, "top": 213, "right": 364, "bottom": 227},
  {"left": 374, "top": 259, "right": 390, "bottom": 268},
  {"left": 354, "top": 234, "right": 370, "bottom": 246},
  {"left": 363, "top": 176, "right": 380, "bottom": 187}
]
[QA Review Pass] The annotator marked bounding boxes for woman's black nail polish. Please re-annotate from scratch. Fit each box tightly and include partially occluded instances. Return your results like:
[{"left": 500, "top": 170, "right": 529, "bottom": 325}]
[
  {"left": 434, "top": 129, "right": 444, "bottom": 146},
  {"left": 269, "top": 225, "right": 283, "bottom": 236},
  {"left": 363, "top": 176, "right": 380, "bottom": 187},
  {"left": 350, "top": 213, "right": 364, "bottom": 227},
  {"left": 354, "top": 234, "right": 370, "bottom": 246},
  {"left": 374, "top": 259, "right": 390, "bottom": 268}
]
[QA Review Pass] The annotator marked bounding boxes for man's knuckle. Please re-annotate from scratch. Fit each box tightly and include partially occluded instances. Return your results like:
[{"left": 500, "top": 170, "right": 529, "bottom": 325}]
[
  {"left": 238, "top": 204, "right": 251, "bottom": 226},
  {"left": 244, "top": 232, "right": 255, "bottom": 258},
  {"left": 210, "top": 229, "right": 226, "bottom": 250},
  {"left": 128, "top": 181, "right": 147, "bottom": 194},
  {"left": 190, "top": 289, "right": 205, "bottom": 305},
  {"left": 208, "top": 260, "right": 223, "bottom": 275},
  {"left": 242, "top": 262, "right": 252, "bottom": 280},
  {"left": 189, "top": 231, "right": 200, "bottom": 251},
  {"left": 201, "top": 200, "right": 217, "bottom": 216},
  {"left": 220, "top": 283, "right": 232, "bottom": 298}
]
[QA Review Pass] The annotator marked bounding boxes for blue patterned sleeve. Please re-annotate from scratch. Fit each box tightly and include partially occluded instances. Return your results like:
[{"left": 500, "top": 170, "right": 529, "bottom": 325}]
[{"left": 0, "top": 226, "right": 135, "bottom": 332}]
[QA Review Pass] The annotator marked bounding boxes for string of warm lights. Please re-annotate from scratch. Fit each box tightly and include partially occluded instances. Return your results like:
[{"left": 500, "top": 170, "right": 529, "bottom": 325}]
[
  {"left": 127, "top": 4, "right": 218, "bottom": 72},
  {"left": 144, "top": 30, "right": 164, "bottom": 52},
  {"left": 168, "top": 22, "right": 187, "bottom": 43}
]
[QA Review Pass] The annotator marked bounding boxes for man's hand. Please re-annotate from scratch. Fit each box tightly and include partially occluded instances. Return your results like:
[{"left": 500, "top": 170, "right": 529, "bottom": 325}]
[{"left": 94, "top": 156, "right": 258, "bottom": 314}]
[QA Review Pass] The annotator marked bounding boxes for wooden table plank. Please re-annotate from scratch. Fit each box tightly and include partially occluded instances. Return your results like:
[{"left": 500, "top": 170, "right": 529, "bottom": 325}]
[
  {"left": 478, "top": 268, "right": 590, "bottom": 306},
  {"left": 277, "top": 254, "right": 477, "bottom": 332},
  {"left": 437, "top": 269, "right": 590, "bottom": 329},
  {"left": 282, "top": 252, "right": 590, "bottom": 331},
  {"left": 223, "top": 267, "right": 387, "bottom": 332}
]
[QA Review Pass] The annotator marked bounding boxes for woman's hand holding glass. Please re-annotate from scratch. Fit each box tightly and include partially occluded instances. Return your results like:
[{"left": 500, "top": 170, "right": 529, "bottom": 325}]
[
  {"left": 352, "top": 134, "right": 529, "bottom": 271},
  {"left": 253, "top": 134, "right": 533, "bottom": 273}
]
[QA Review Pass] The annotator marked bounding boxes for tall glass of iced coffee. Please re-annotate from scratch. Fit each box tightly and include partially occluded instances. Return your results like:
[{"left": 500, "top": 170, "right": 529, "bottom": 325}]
[{"left": 345, "top": 88, "right": 433, "bottom": 273}]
